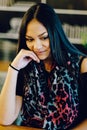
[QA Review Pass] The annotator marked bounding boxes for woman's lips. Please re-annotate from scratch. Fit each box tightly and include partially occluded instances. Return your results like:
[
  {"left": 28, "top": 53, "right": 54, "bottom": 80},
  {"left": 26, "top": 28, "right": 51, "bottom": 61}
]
[{"left": 36, "top": 50, "right": 46, "bottom": 55}]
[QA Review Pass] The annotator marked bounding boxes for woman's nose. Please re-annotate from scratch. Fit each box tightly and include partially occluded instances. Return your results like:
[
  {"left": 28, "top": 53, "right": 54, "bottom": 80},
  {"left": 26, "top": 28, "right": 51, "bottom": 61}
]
[{"left": 34, "top": 39, "right": 42, "bottom": 50}]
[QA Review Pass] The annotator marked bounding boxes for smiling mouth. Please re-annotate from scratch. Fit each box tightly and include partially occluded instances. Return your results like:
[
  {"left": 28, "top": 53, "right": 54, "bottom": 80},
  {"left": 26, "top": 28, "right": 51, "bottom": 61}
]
[{"left": 36, "top": 50, "right": 46, "bottom": 55}]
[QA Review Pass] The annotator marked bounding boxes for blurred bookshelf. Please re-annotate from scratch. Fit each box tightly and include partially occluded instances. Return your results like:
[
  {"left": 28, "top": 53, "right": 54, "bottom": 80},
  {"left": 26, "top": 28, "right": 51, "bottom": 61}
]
[
  {"left": 0, "top": 0, "right": 87, "bottom": 44},
  {"left": 0, "top": 0, "right": 87, "bottom": 68}
]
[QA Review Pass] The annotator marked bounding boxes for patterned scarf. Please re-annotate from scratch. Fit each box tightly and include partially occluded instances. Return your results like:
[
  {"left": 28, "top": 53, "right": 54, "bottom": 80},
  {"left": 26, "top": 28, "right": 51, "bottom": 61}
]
[{"left": 20, "top": 54, "right": 80, "bottom": 129}]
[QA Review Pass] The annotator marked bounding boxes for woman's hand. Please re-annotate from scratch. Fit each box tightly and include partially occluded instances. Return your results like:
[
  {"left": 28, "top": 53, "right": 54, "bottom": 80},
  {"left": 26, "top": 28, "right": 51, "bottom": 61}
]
[{"left": 11, "top": 49, "right": 40, "bottom": 70}]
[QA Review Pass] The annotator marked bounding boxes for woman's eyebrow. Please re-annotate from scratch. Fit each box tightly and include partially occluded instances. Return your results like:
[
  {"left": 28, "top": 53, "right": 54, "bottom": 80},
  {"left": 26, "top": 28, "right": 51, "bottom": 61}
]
[
  {"left": 25, "top": 32, "right": 48, "bottom": 38},
  {"left": 25, "top": 35, "right": 33, "bottom": 39},
  {"left": 38, "top": 32, "right": 48, "bottom": 37}
]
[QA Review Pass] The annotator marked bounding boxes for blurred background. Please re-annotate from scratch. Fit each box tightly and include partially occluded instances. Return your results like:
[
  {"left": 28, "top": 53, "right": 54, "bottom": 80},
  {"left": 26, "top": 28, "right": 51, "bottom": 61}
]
[{"left": 0, "top": 0, "right": 87, "bottom": 91}]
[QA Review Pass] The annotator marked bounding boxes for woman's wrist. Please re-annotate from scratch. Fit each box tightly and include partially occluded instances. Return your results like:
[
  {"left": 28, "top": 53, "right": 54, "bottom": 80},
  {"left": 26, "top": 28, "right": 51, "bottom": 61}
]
[{"left": 9, "top": 64, "right": 19, "bottom": 72}]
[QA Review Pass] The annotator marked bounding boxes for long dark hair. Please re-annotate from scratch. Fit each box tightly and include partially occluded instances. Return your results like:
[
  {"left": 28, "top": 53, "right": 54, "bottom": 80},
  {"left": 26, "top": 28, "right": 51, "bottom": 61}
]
[{"left": 18, "top": 3, "right": 84, "bottom": 66}]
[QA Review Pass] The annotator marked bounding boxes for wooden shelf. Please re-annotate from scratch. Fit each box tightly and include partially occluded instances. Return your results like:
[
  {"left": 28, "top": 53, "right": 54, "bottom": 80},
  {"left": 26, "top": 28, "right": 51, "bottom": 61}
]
[
  {"left": 55, "top": 9, "right": 87, "bottom": 15},
  {"left": 0, "top": 33, "right": 18, "bottom": 40},
  {"left": 0, "top": 6, "right": 29, "bottom": 12},
  {"left": 0, "top": 5, "right": 87, "bottom": 15}
]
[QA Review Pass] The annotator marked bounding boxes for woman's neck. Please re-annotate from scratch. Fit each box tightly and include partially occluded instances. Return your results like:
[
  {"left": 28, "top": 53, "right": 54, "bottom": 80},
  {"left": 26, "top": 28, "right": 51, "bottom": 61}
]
[{"left": 43, "top": 57, "right": 53, "bottom": 72}]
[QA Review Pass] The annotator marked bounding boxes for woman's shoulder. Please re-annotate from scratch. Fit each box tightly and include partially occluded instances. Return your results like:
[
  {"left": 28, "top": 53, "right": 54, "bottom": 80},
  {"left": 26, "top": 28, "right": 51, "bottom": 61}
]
[{"left": 80, "top": 56, "right": 87, "bottom": 73}]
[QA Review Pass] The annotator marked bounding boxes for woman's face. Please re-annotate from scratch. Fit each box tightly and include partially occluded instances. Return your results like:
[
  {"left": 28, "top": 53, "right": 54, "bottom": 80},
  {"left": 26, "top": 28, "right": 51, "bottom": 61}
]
[{"left": 25, "top": 19, "right": 51, "bottom": 61}]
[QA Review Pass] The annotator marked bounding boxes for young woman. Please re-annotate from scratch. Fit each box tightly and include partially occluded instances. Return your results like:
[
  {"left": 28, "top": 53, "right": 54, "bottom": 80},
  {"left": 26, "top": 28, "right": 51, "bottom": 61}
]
[{"left": 0, "top": 3, "right": 87, "bottom": 130}]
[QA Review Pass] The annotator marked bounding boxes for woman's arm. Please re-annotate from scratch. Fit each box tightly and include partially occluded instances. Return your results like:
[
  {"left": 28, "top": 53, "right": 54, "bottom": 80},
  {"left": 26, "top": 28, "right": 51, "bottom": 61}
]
[
  {"left": 0, "top": 49, "right": 40, "bottom": 125},
  {"left": 73, "top": 119, "right": 87, "bottom": 130},
  {"left": 0, "top": 67, "right": 22, "bottom": 125},
  {"left": 80, "top": 57, "right": 87, "bottom": 73}
]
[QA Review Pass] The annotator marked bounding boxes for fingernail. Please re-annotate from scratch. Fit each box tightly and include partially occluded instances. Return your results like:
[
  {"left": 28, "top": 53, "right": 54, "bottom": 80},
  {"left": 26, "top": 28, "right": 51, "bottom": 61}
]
[{"left": 37, "top": 59, "right": 40, "bottom": 63}]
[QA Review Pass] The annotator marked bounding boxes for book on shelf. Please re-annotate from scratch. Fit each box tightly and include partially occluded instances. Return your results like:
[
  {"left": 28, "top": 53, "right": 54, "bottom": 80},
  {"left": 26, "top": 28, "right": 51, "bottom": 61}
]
[{"left": 63, "top": 23, "right": 87, "bottom": 44}]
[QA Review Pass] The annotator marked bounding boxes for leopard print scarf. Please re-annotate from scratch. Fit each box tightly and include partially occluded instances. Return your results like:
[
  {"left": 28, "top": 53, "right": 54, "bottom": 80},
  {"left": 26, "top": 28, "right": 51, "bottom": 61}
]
[{"left": 20, "top": 54, "right": 80, "bottom": 129}]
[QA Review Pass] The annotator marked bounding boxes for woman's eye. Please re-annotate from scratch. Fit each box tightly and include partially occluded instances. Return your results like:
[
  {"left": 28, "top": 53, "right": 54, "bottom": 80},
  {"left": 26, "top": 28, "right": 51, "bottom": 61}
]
[
  {"left": 41, "top": 36, "right": 49, "bottom": 40},
  {"left": 26, "top": 38, "right": 33, "bottom": 42}
]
